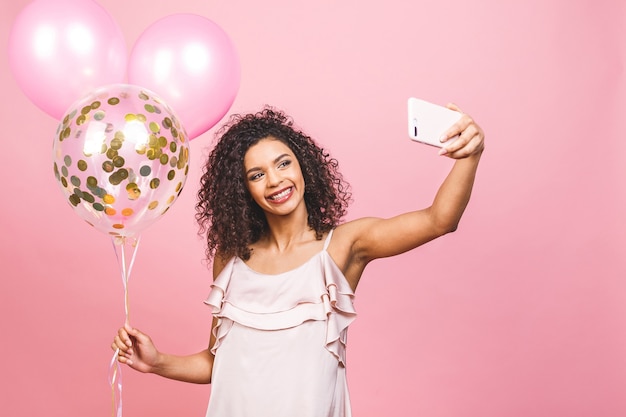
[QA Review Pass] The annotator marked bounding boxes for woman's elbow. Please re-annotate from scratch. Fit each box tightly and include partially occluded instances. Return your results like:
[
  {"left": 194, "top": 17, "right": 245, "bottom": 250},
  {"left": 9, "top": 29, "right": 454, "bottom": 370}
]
[{"left": 434, "top": 219, "right": 460, "bottom": 237}]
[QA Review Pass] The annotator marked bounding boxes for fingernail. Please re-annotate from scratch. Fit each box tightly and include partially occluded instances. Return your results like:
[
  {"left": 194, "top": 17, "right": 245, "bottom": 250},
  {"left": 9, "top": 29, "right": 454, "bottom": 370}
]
[{"left": 439, "top": 148, "right": 448, "bottom": 156}]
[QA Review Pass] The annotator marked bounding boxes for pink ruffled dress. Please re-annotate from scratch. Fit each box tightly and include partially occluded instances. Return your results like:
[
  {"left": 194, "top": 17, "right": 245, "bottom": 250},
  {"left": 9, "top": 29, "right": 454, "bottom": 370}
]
[{"left": 203, "top": 230, "right": 357, "bottom": 417}]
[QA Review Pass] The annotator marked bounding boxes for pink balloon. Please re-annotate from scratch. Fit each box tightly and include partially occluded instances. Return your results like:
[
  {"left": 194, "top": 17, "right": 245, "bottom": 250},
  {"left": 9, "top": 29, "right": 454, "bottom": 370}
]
[
  {"left": 8, "top": 0, "right": 127, "bottom": 119},
  {"left": 128, "top": 14, "right": 240, "bottom": 140},
  {"left": 52, "top": 84, "right": 190, "bottom": 238}
]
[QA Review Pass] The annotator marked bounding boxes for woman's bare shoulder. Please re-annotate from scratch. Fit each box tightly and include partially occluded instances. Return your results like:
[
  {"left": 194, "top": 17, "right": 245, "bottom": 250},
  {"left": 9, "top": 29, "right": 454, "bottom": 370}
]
[
  {"left": 212, "top": 251, "right": 233, "bottom": 280},
  {"left": 329, "top": 218, "right": 380, "bottom": 261}
]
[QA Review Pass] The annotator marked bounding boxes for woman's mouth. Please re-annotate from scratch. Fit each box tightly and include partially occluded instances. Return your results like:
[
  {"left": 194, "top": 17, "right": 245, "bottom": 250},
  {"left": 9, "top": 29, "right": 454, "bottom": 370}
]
[{"left": 267, "top": 187, "right": 293, "bottom": 202}]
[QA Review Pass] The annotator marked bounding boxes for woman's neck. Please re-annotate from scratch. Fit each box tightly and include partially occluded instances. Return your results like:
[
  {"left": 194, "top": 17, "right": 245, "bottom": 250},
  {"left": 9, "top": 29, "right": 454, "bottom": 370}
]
[{"left": 261, "top": 209, "right": 314, "bottom": 253}]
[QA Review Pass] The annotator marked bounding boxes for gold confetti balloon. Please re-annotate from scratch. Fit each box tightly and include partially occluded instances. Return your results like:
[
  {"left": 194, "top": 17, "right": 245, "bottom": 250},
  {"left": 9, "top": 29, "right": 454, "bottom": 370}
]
[{"left": 52, "top": 84, "right": 190, "bottom": 237}]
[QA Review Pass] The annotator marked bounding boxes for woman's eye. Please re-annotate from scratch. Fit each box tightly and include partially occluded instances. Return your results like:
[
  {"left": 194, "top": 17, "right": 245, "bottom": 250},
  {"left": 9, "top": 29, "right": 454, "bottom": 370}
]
[
  {"left": 278, "top": 160, "right": 291, "bottom": 169},
  {"left": 249, "top": 172, "right": 263, "bottom": 181}
]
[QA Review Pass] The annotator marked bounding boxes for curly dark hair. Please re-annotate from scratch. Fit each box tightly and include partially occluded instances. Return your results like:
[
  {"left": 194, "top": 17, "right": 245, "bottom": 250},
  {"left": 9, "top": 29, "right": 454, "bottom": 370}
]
[{"left": 196, "top": 107, "right": 352, "bottom": 262}]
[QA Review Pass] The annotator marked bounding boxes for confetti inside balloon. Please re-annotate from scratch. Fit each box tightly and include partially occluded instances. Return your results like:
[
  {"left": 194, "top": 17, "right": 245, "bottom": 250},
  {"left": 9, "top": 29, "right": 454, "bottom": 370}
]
[{"left": 52, "top": 84, "right": 190, "bottom": 237}]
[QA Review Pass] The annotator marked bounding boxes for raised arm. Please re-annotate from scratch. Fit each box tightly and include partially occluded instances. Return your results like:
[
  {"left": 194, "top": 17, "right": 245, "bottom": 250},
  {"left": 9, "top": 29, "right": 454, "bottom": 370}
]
[{"left": 332, "top": 104, "right": 484, "bottom": 288}]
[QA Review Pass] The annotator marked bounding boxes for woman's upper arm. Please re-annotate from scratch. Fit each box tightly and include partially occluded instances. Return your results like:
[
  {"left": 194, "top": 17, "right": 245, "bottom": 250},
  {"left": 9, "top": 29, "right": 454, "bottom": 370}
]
[
  {"left": 208, "top": 316, "right": 219, "bottom": 352},
  {"left": 212, "top": 252, "right": 229, "bottom": 279},
  {"left": 347, "top": 209, "right": 448, "bottom": 262},
  {"left": 330, "top": 212, "right": 444, "bottom": 290},
  {"left": 206, "top": 257, "right": 225, "bottom": 382}
]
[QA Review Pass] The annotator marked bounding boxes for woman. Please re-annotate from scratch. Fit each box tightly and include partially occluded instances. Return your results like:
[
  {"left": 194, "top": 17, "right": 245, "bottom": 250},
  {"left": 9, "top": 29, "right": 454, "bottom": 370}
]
[{"left": 112, "top": 105, "right": 485, "bottom": 416}]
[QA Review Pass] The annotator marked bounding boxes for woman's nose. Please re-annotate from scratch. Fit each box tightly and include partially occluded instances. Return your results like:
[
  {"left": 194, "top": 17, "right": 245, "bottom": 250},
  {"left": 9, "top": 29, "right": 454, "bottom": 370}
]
[{"left": 266, "top": 169, "right": 282, "bottom": 187}]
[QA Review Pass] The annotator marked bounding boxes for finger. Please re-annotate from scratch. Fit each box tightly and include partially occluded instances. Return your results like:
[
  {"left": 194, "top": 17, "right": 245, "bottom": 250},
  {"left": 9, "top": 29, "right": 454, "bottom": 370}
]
[
  {"left": 125, "top": 325, "right": 151, "bottom": 345},
  {"left": 453, "top": 122, "right": 480, "bottom": 150},
  {"left": 113, "top": 334, "right": 132, "bottom": 352},
  {"left": 113, "top": 335, "right": 124, "bottom": 349},
  {"left": 442, "top": 111, "right": 481, "bottom": 147},
  {"left": 116, "top": 330, "right": 133, "bottom": 348},
  {"left": 446, "top": 102, "right": 463, "bottom": 113},
  {"left": 439, "top": 128, "right": 472, "bottom": 156},
  {"left": 124, "top": 324, "right": 143, "bottom": 338},
  {"left": 445, "top": 131, "right": 483, "bottom": 159},
  {"left": 440, "top": 114, "right": 472, "bottom": 144},
  {"left": 440, "top": 126, "right": 479, "bottom": 157},
  {"left": 439, "top": 103, "right": 464, "bottom": 143},
  {"left": 117, "top": 354, "right": 134, "bottom": 366},
  {"left": 114, "top": 345, "right": 135, "bottom": 364}
]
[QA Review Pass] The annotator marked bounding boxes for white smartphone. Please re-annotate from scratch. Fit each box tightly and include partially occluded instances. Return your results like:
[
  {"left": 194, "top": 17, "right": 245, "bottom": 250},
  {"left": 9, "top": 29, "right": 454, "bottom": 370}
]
[{"left": 407, "top": 97, "right": 462, "bottom": 148}]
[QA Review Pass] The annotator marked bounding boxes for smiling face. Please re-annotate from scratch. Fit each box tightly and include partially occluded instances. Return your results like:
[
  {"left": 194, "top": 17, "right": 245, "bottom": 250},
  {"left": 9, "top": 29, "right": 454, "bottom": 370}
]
[{"left": 243, "top": 137, "right": 307, "bottom": 219}]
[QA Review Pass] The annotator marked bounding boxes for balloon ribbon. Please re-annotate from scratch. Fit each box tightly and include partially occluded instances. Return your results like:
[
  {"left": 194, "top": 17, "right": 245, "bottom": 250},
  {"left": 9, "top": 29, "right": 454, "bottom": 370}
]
[{"left": 108, "top": 236, "right": 141, "bottom": 417}]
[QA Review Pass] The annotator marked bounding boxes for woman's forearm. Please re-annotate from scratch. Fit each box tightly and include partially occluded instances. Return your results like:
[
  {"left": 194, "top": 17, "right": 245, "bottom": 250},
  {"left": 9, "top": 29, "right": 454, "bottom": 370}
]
[
  {"left": 430, "top": 151, "right": 483, "bottom": 232},
  {"left": 151, "top": 349, "right": 214, "bottom": 384}
]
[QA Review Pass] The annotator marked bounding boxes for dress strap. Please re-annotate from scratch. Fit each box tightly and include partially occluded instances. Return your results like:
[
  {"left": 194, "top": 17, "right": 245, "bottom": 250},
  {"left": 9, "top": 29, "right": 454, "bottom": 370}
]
[{"left": 323, "top": 229, "right": 334, "bottom": 251}]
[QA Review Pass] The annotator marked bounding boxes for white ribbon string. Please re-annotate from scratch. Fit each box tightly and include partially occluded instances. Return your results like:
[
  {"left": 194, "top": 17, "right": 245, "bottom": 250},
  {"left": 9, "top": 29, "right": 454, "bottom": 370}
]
[
  {"left": 108, "top": 235, "right": 142, "bottom": 417},
  {"left": 109, "top": 348, "right": 124, "bottom": 417}
]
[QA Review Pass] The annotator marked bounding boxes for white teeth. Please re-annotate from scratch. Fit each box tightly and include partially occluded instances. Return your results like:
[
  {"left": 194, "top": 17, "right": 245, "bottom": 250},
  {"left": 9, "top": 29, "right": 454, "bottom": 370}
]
[{"left": 269, "top": 188, "right": 291, "bottom": 200}]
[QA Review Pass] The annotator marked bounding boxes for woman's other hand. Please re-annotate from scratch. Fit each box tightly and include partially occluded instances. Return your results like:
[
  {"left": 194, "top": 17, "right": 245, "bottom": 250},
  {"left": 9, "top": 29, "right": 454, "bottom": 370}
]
[{"left": 111, "top": 325, "right": 160, "bottom": 373}]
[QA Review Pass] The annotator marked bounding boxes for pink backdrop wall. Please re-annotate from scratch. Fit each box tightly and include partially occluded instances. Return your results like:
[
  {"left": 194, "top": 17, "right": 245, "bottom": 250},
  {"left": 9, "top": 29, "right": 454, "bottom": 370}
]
[{"left": 1, "top": 0, "right": 625, "bottom": 416}]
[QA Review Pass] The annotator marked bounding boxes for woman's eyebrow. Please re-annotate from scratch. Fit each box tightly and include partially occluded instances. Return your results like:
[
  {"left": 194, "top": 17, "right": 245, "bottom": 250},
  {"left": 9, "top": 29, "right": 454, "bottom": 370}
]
[
  {"left": 273, "top": 153, "right": 290, "bottom": 163},
  {"left": 245, "top": 153, "right": 290, "bottom": 175}
]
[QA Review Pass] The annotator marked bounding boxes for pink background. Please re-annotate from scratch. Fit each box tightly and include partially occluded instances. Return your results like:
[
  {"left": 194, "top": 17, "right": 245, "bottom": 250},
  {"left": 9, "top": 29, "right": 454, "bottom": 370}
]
[{"left": 1, "top": 1, "right": 625, "bottom": 416}]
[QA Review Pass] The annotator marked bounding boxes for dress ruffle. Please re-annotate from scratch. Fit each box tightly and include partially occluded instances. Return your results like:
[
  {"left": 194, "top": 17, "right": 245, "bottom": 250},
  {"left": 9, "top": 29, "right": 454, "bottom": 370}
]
[{"left": 204, "top": 252, "right": 357, "bottom": 366}]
